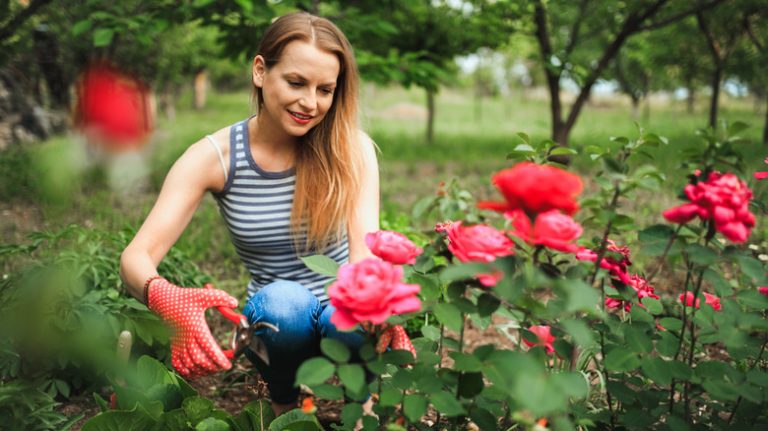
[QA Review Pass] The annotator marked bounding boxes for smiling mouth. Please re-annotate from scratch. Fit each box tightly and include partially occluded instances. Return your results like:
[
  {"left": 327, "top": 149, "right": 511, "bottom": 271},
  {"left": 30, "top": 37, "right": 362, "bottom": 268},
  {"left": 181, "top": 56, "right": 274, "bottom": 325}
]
[{"left": 288, "top": 110, "right": 313, "bottom": 121}]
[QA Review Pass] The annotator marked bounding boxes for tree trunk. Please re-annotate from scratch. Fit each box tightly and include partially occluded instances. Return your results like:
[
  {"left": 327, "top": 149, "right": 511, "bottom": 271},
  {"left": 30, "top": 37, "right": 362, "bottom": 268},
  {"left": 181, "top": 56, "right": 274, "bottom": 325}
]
[
  {"left": 763, "top": 95, "right": 768, "bottom": 146},
  {"left": 687, "top": 84, "right": 695, "bottom": 114},
  {"left": 630, "top": 96, "right": 640, "bottom": 121},
  {"left": 708, "top": 66, "right": 721, "bottom": 128},
  {"left": 193, "top": 68, "right": 207, "bottom": 110},
  {"left": 426, "top": 88, "right": 435, "bottom": 144}
]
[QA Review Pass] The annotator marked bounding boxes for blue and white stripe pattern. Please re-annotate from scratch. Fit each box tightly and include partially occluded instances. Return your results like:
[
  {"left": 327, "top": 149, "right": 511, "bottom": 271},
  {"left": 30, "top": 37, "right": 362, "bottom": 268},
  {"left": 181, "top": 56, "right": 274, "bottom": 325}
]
[{"left": 213, "top": 119, "right": 348, "bottom": 304}]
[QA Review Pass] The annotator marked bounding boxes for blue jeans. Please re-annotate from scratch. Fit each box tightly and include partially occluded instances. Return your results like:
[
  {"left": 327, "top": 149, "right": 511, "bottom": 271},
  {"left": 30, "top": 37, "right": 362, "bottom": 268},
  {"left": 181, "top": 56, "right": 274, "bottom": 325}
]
[{"left": 242, "top": 280, "right": 367, "bottom": 404}]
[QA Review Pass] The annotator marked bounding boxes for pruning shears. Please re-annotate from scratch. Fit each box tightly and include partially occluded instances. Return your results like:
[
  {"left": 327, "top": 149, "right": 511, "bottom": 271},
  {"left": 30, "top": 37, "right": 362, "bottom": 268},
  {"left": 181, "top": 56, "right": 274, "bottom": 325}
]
[{"left": 204, "top": 284, "right": 278, "bottom": 366}]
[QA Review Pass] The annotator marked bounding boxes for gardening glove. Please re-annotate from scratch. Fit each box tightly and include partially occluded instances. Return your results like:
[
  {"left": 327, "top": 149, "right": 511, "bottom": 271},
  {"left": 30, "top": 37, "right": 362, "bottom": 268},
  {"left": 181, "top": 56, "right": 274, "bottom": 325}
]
[
  {"left": 146, "top": 277, "right": 239, "bottom": 379},
  {"left": 375, "top": 325, "right": 416, "bottom": 360}
]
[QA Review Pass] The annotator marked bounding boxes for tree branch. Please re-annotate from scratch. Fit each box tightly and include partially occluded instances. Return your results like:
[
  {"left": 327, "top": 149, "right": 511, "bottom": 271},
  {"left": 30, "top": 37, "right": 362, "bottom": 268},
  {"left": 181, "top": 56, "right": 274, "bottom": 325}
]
[
  {"left": 743, "top": 14, "right": 765, "bottom": 52},
  {"left": 564, "top": 0, "right": 590, "bottom": 56},
  {"left": 696, "top": 11, "right": 722, "bottom": 63},
  {"left": 638, "top": 0, "right": 725, "bottom": 32},
  {"left": 0, "top": 0, "right": 55, "bottom": 44}
]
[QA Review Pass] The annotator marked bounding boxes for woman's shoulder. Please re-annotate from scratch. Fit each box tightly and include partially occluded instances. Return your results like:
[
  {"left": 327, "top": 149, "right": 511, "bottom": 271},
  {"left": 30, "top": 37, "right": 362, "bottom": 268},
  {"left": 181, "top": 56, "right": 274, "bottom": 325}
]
[{"left": 177, "top": 124, "right": 233, "bottom": 193}]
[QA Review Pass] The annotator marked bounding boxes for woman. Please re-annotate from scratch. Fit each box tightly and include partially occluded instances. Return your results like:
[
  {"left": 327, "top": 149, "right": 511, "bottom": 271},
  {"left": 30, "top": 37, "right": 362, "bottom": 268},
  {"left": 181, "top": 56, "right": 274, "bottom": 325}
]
[{"left": 119, "top": 12, "right": 379, "bottom": 416}]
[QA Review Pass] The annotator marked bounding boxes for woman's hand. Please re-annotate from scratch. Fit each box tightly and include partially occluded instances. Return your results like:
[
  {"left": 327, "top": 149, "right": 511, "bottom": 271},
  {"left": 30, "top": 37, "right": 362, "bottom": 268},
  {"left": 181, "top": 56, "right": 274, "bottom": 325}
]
[{"left": 147, "top": 277, "right": 239, "bottom": 378}]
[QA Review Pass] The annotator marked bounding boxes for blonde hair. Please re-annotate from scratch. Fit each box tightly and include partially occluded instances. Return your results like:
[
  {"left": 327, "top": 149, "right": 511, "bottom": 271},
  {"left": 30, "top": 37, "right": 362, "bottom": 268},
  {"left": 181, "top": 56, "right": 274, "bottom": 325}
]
[{"left": 253, "top": 12, "right": 362, "bottom": 252}]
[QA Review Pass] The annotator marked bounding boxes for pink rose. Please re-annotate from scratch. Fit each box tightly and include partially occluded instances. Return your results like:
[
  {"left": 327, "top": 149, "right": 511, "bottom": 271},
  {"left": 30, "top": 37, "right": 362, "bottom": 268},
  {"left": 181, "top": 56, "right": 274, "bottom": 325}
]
[
  {"left": 508, "top": 210, "right": 583, "bottom": 253},
  {"left": 703, "top": 292, "right": 722, "bottom": 311},
  {"left": 522, "top": 325, "right": 556, "bottom": 355},
  {"left": 760, "top": 287, "right": 768, "bottom": 297},
  {"left": 679, "top": 291, "right": 701, "bottom": 308},
  {"left": 365, "top": 230, "right": 423, "bottom": 265},
  {"left": 755, "top": 157, "right": 768, "bottom": 180},
  {"left": 576, "top": 241, "right": 632, "bottom": 284},
  {"left": 328, "top": 258, "right": 421, "bottom": 330},
  {"left": 664, "top": 171, "right": 755, "bottom": 243},
  {"left": 446, "top": 222, "right": 514, "bottom": 286},
  {"left": 478, "top": 162, "right": 584, "bottom": 216},
  {"left": 446, "top": 222, "right": 515, "bottom": 263},
  {"left": 605, "top": 274, "right": 658, "bottom": 311}
]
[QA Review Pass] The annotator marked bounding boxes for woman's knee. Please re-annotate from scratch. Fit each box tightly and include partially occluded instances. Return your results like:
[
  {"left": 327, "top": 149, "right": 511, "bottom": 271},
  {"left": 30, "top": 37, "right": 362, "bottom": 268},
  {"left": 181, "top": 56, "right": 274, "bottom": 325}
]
[{"left": 243, "top": 280, "right": 319, "bottom": 351}]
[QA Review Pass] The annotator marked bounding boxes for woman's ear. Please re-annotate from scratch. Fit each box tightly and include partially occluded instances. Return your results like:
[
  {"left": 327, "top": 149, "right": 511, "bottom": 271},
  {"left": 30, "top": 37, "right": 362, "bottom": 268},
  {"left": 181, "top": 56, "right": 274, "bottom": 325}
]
[{"left": 252, "top": 55, "right": 266, "bottom": 88}]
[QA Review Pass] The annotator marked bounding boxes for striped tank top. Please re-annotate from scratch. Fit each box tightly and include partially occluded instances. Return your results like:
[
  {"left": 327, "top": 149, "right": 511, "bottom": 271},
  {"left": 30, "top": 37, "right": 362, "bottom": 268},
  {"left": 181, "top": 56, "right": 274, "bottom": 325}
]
[{"left": 211, "top": 118, "right": 349, "bottom": 304}]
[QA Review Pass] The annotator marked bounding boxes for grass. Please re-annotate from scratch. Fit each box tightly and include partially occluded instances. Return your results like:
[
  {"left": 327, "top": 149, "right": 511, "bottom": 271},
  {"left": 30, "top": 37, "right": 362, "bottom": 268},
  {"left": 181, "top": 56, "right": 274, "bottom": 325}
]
[{"left": 1, "top": 83, "right": 767, "bottom": 285}]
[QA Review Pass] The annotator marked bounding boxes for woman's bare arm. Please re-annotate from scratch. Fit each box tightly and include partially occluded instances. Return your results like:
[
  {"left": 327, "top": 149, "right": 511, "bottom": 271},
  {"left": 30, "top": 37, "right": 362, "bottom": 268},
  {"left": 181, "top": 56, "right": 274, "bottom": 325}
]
[
  {"left": 120, "top": 130, "right": 229, "bottom": 301},
  {"left": 347, "top": 131, "right": 380, "bottom": 263}
]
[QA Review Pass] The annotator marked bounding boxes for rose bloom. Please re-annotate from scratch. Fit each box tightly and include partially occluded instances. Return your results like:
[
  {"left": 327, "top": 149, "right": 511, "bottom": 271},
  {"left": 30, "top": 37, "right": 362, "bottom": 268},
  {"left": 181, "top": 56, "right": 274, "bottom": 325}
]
[
  {"left": 508, "top": 209, "right": 583, "bottom": 253},
  {"left": 755, "top": 157, "right": 768, "bottom": 180},
  {"left": 760, "top": 287, "right": 768, "bottom": 297},
  {"left": 575, "top": 240, "right": 632, "bottom": 285},
  {"left": 446, "top": 222, "right": 514, "bottom": 286},
  {"left": 605, "top": 274, "right": 659, "bottom": 311},
  {"left": 365, "top": 230, "right": 423, "bottom": 265},
  {"left": 478, "top": 162, "right": 584, "bottom": 216},
  {"left": 522, "top": 325, "right": 556, "bottom": 355},
  {"left": 678, "top": 291, "right": 721, "bottom": 311},
  {"left": 328, "top": 258, "right": 421, "bottom": 330},
  {"left": 663, "top": 171, "right": 755, "bottom": 243}
]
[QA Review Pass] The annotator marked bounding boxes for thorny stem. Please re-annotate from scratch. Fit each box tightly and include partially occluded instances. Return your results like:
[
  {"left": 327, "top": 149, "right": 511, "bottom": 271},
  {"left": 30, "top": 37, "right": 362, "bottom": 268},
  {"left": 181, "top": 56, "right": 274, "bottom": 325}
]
[
  {"left": 727, "top": 337, "right": 768, "bottom": 424},
  {"left": 589, "top": 183, "right": 623, "bottom": 287},
  {"left": 646, "top": 224, "right": 684, "bottom": 285},
  {"left": 597, "top": 278, "right": 616, "bottom": 427}
]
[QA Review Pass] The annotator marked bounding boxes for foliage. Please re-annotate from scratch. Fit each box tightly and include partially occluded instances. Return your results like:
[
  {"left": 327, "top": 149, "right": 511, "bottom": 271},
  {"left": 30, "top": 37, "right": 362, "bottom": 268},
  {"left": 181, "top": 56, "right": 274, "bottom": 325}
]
[
  {"left": 82, "top": 355, "right": 319, "bottom": 431},
  {"left": 0, "top": 224, "right": 212, "bottom": 401},
  {"left": 0, "top": 379, "right": 83, "bottom": 431}
]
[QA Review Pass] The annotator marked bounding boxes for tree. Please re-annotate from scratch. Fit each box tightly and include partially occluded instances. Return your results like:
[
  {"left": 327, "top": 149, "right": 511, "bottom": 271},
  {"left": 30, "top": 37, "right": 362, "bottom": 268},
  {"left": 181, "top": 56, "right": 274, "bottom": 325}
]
[
  {"left": 530, "top": 0, "right": 724, "bottom": 147},
  {"left": 731, "top": 4, "right": 768, "bottom": 144}
]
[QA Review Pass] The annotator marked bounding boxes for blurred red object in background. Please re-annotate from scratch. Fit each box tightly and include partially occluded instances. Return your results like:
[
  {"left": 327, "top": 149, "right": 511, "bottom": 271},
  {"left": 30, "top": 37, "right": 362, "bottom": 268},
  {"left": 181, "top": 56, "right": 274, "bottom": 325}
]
[{"left": 74, "top": 63, "right": 153, "bottom": 152}]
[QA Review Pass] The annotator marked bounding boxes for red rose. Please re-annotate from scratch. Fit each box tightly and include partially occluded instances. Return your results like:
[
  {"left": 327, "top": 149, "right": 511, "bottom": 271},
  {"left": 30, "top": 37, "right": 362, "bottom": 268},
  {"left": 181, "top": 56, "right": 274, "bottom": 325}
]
[
  {"left": 522, "top": 325, "right": 556, "bottom": 355},
  {"left": 478, "top": 162, "right": 583, "bottom": 216},
  {"left": 446, "top": 222, "right": 514, "bottom": 286},
  {"left": 328, "top": 259, "right": 421, "bottom": 330},
  {"left": 365, "top": 230, "right": 423, "bottom": 265},
  {"left": 664, "top": 172, "right": 755, "bottom": 243},
  {"left": 508, "top": 210, "right": 583, "bottom": 253},
  {"left": 703, "top": 292, "right": 722, "bottom": 311}
]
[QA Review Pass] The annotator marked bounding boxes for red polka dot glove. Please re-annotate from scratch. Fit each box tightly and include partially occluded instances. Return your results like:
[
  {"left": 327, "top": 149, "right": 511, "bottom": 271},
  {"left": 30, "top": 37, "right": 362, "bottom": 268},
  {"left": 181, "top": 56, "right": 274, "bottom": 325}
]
[
  {"left": 375, "top": 325, "right": 416, "bottom": 361},
  {"left": 146, "top": 277, "right": 239, "bottom": 379}
]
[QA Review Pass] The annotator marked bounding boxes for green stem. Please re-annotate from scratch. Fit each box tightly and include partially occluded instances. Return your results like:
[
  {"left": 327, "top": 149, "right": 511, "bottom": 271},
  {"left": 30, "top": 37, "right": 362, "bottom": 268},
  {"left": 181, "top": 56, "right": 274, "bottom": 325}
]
[
  {"left": 727, "top": 337, "right": 768, "bottom": 424},
  {"left": 597, "top": 278, "right": 615, "bottom": 427},
  {"left": 589, "top": 183, "right": 622, "bottom": 287},
  {"left": 646, "top": 223, "right": 683, "bottom": 285}
]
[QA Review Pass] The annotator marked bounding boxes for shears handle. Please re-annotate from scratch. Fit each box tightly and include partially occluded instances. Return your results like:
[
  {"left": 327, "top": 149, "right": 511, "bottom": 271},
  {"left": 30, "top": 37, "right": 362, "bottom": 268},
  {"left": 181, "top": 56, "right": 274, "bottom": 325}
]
[{"left": 203, "top": 284, "right": 246, "bottom": 359}]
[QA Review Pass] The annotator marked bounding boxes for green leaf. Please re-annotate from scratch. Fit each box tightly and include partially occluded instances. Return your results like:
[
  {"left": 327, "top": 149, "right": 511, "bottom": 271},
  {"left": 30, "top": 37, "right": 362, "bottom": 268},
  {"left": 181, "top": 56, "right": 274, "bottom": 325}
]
[
  {"left": 310, "top": 384, "right": 344, "bottom": 400},
  {"left": 403, "top": 394, "right": 427, "bottom": 422},
  {"left": 458, "top": 372, "right": 485, "bottom": 398},
  {"left": 728, "top": 121, "right": 749, "bottom": 136},
  {"left": 656, "top": 331, "right": 680, "bottom": 357},
  {"left": 641, "top": 357, "right": 673, "bottom": 385},
  {"left": 563, "top": 279, "right": 599, "bottom": 312},
  {"left": 561, "top": 319, "right": 595, "bottom": 348},
  {"left": 236, "top": 400, "right": 275, "bottom": 431},
  {"left": 624, "top": 326, "right": 652, "bottom": 354},
  {"left": 300, "top": 255, "right": 339, "bottom": 278},
  {"left": 337, "top": 364, "right": 365, "bottom": 393},
  {"left": 469, "top": 407, "right": 497, "bottom": 430},
  {"left": 268, "top": 409, "right": 323, "bottom": 431},
  {"left": 421, "top": 324, "right": 441, "bottom": 341},
  {"left": 379, "top": 386, "right": 401, "bottom": 407},
  {"left": 72, "top": 20, "right": 92, "bottom": 36},
  {"left": 184, "top": 396, "right": 215, "bottom": 424},
  {"left": 196, "top": 418, "right": 230, "bottom": 431},
  {"left": 411, "top": 273, "right": 441, "bottom": 301},
  {"left": 295, "top": 357, "right": 335, "bottom": 387},
  {"left": 686, "top": 244, "right": 718, "bottom": 266},
  {"left": 93, "top": 28, "right": 115, "bottom": 47},
  {"left": 639, "top": 225, "right": 676, "bottom": 256},
  {"left": 430, "top": 391, "right": 466, "bottom": 416},
  {"left": 550, "top": 146, "right": 578, "bottom": 156},
  {"left": 432, "top": 303, "right": 463, "bottom": 332},
  {"left": 448, "top": 352, "right": 482, "bottom": 372},
  {"left": 605, "top": 348, "right": 640, "bottom": 372},
  {"left": 439, "top": 262, "right": 491, "bottom": 284},
  {"left": 81, "top": 403, "right": 156, "bottom": 431},
  {"left": 642, "top": 297, "right": 663, "bottom": 315},
  {"left": 320, "top": 338, "right": 351, "bottom": 363},
  {"left": 659, "top": 317, "right": 683, "bottom": 331},
  {"left": 340, "top": 403, "right": 363, "bottom": 429},
  {"left": 476, "top": 293, "right": 500, "bottom": 317}
]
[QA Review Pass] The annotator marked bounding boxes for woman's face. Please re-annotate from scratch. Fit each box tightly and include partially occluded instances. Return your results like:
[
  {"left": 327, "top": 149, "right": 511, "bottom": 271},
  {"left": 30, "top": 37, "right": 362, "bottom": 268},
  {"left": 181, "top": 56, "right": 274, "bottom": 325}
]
[{"left": 253, "top": 40, "right": 340, "bottom": 138}]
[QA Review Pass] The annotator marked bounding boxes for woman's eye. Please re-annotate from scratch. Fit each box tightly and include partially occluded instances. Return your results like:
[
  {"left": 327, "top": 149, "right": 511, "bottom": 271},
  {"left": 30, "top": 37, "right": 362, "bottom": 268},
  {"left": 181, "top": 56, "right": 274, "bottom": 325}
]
[
  {"left": 288, "top": 81, "right": 302, "bottom": 87},
  {"left": 320, "top": 88, "right": 334, "bottom": 95}
]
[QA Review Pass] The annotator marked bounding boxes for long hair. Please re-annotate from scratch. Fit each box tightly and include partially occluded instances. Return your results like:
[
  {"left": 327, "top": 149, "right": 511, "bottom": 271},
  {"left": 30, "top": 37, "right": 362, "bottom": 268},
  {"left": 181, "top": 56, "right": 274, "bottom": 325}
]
[{"left": 253, "top": 12, "right": 362, "bottom": 253}]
